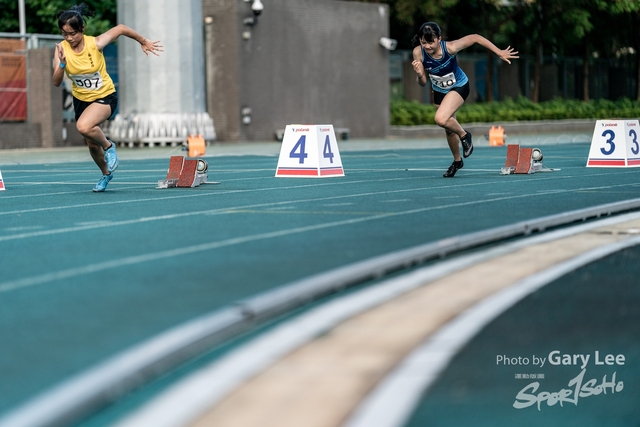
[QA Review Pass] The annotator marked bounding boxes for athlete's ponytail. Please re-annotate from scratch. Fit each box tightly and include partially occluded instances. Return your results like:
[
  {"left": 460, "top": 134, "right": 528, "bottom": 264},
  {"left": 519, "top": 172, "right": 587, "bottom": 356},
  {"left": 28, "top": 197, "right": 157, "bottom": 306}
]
[{"left": 57, "top": 3, "right": 96, "bottom": 33}]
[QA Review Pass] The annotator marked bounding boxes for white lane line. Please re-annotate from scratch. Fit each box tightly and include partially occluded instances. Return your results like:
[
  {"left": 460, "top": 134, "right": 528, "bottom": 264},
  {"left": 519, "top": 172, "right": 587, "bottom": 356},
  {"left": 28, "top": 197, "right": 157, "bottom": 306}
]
[
  {"left": 0, "top": 190, "right": 92, "bottom": 199},
  {"left": 0, "top": 193, "right": 528, "bottom": 292},
  {"left": 2, "top": 180, "right": 635, "bottom": 243},
  {"left": 0, "top": 179, "right": 596, "bottom": 244},
  {"left": 0, "top": 166, "right": 632, "bottom": 209},
  {"left": 0, "top": 177, "right": 424, "bottom": 213},
  {"left": 7, "top": 182, "right": 159, "bottom": 186},
  {"left": 111, "top": 211, "right": 640, "bottom": 427}
]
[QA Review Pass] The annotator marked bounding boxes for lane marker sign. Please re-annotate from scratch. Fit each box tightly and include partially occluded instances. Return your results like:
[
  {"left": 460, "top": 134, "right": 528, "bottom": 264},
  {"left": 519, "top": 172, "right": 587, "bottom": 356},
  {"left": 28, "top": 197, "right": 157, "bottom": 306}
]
[
  {"left": 275, "top": 124, "right": 344, "bottom": 177},
  {"left": 587, "top": 119, "right": 640, "bottom": 167}
]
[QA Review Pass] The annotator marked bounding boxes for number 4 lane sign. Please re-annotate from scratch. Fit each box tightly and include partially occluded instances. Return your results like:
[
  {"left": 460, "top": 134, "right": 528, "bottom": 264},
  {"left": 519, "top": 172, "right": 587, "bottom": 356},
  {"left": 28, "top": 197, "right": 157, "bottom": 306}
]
[
  {"left": 275, "top": 124, "right": 345, "bottom": 177},
  {"left": 587, "top": 120, "right": 640, "bottom": 167}
]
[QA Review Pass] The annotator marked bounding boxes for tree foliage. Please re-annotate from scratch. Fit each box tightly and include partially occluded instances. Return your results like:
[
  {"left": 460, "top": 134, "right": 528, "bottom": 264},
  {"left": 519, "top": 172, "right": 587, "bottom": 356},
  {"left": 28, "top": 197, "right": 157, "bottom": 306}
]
[
  {"left": 2, "top": 0, "right": 639, "bottom": 100},
  {"left": 358, "top": 0, "right": 640, "bottom": 100},
  {"left": 0, "top": 0, "right": 116, "bottom": 35}
]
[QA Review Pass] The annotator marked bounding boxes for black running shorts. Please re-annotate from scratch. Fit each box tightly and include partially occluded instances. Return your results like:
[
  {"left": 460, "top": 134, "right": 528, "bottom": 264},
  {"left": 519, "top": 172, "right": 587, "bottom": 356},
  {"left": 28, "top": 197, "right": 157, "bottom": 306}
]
[
  {"left": 432, "top": 82, "right": 470, "bottom": 105},
  {"left": 73, "top": 92, "right": 118, "bottom": 122}
]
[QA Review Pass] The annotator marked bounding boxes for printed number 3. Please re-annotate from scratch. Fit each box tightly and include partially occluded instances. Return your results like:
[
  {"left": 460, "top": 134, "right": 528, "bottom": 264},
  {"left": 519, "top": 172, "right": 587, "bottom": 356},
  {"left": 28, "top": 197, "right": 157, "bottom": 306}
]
[
  {"left": 630, "top": 130, "right": 639, "bottom": 155},
  {"left": 600, "top": 130, "right": 615, "bottom": 155}
]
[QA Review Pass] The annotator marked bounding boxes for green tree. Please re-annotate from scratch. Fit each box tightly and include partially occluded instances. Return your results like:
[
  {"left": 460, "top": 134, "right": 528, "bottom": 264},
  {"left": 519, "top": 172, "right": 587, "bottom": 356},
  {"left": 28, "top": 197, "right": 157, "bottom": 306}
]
[
  {"left": 483, "top": 0, "right": 640, "bottom": 101},
  {"left": 448, "top": 0, "right": 530, "bottom": 102},
  {"left": 354, "top": 0, "right": 640, "bottom": 101},
  {"left": 0, "top": 0, "right": 116, "bottom": 35},
  {"left": 355, "top": 0, "right": 533, "bottom": 102}
]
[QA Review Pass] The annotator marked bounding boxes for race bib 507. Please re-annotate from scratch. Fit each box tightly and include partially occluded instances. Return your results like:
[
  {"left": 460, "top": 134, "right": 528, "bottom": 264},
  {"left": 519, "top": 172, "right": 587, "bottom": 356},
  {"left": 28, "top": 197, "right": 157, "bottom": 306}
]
[{"left": 70, "top": 72, "right": 103, "bottom": 91}]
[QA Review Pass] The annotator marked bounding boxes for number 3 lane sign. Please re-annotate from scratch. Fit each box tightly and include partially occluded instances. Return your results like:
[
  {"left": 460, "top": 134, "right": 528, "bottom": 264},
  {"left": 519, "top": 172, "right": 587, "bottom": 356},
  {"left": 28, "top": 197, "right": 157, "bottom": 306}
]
[
  {"left": 587, "top": 120, "right": 640, "bottom": 167},
  {"left": 275, "top": 124, "right": 345, "bottom": 177}
]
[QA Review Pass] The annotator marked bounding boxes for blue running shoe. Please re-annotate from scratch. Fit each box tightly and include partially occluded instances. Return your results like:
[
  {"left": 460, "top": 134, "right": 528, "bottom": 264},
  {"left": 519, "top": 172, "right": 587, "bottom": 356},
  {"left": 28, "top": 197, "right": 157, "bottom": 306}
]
[
  {"left": 93, "top": 173, "right": 113, "bottom": 192},
  {"left": 104, "top": 141, "right": 119, "bottom": 173}
]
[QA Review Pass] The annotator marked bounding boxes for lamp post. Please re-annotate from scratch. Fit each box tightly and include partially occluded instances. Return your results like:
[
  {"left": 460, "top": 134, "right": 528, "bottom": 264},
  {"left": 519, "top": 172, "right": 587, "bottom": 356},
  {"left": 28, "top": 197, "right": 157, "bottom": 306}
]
[{"left": 18, "top": 0, "right": 26, "bottom": 34}]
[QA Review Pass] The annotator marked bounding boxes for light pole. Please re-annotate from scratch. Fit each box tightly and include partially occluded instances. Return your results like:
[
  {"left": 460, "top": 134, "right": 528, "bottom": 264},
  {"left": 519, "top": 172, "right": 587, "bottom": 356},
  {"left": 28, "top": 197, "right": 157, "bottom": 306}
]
[{"left": 18, "top": 0, "right": 26, "bottom": 34}]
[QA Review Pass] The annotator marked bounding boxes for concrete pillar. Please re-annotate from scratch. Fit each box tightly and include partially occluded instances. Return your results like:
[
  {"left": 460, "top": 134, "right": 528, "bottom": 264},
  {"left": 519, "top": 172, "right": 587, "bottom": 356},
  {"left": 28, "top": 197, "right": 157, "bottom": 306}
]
[
  {"left": 110, "top": 0, "right": 215, "bottom": 144},
  {"left": 28, "top": 48, "right": 63, "bottom": 148}
]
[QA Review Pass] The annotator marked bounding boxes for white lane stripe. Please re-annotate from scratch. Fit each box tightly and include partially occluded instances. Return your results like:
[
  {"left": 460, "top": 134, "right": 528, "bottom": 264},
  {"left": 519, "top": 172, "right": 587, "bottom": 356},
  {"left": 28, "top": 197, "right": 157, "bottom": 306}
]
[
  {"left": 342, "top": 239, "right": 640, "bottom": 427},
  {"left": 0, "top": 193, "right": 533, "bottom": 292},
  {"left": 1, "top": 166, "right": 634, "bottom": 213},
  {"left": 112, "top": 211, "right": 640, "bottom": 427},
  {"left": 0, "top": 177, "right": 423, "bottom": 214},
  {"left": 0, "top": 166, "right": 640, "bottom": 215},
  {"left": 6, "top": 182, "right": 157, "bottom": 186},
  {"left": 0, "top": 180, "right": 635, "bottom": 242}
]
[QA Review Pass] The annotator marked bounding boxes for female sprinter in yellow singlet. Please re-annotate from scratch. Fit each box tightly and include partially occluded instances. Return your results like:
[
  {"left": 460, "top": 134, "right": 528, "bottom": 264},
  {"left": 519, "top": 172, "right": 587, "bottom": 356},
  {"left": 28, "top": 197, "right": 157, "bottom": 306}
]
[{"left": 52, "top": 3, "right": 163, "bottom": 191}]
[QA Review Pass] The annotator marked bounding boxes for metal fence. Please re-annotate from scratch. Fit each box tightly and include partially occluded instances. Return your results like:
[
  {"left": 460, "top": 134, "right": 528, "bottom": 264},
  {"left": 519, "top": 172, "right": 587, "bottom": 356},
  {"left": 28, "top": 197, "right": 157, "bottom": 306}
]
[{"left": 0, "top": 32, "right": 62, "bottom": 49}]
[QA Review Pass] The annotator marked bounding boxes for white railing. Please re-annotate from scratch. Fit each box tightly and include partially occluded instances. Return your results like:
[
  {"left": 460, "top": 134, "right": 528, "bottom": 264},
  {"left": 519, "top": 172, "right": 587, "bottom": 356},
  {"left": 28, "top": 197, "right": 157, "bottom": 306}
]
[{"left": 106, "top": 112, "right": 216, "bottom": 146}]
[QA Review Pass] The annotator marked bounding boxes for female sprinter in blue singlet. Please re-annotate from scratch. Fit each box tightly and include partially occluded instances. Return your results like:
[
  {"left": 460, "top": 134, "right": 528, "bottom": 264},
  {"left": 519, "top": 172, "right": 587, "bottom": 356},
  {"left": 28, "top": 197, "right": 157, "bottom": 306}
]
[{"left": 411, "top": 22, "right": 518, "bottom": 177}]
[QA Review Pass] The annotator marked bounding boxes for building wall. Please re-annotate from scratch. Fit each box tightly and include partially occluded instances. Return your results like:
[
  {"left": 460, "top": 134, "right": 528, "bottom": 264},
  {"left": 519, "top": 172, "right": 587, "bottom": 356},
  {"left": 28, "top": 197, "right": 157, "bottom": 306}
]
[
  {"left": 28, "top": 48, "right": 63, "bottom": 148},
  {"left": 203, "top": 0, "right": 242, "bottom": 141},
  {"left": 203, "top": 0, "right": 391, "bottom": 141}
]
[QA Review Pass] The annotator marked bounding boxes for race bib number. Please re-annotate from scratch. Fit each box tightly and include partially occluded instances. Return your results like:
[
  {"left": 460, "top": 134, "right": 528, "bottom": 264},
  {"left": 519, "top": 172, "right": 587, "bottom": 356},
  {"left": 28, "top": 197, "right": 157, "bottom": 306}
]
[
  {"left": 70, "top": 72, "right": 103, "bottom": 91},
  {"left": 429, "top": 72, "right": 456, "bottom": 89}
]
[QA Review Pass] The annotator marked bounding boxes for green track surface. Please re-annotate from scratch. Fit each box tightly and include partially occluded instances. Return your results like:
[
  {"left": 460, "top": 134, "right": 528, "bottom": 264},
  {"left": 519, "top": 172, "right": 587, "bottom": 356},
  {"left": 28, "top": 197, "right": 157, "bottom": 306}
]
[{"left": 1, "top": 141, "right": 639, "bottom": 421}]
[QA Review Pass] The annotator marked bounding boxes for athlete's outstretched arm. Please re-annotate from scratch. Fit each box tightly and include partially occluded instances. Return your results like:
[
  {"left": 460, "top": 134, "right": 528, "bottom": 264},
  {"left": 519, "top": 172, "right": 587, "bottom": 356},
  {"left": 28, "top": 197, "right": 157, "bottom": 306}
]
[
  {"left": 447, "top": 34, "right": 518, "bottom": 64},
  {"left": 95, "top": 24, "right": 163, "bottom": 56}
]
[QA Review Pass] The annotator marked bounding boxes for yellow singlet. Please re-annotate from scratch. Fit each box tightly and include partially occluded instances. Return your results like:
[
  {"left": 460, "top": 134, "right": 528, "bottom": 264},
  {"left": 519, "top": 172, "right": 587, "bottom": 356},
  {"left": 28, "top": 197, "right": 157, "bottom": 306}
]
[{"left": 61, "top": 35, "right": 115, "bottom": 102}]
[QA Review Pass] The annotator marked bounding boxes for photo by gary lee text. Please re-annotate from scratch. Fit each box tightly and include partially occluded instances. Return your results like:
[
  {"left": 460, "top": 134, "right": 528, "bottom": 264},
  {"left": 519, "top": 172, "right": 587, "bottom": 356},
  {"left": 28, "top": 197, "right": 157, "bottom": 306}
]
[{"left": 496, "top": 350, "right": 625, "bottom": 369}]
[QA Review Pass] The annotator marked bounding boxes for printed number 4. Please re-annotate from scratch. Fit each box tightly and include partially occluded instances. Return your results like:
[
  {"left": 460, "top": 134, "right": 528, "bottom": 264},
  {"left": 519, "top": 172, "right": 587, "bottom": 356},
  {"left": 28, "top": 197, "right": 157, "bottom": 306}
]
[
  {"left": 323, "top": 136, "right": 334, "bottom": 163},
  {"left": 289, "top": 135, "right": 335, "bottom": 164},
  {"left": 600, "top": 130, "right": 615, "bottom": 156},
  {"left": 289, "top": 136, "right": 308, "bottom": 164}
]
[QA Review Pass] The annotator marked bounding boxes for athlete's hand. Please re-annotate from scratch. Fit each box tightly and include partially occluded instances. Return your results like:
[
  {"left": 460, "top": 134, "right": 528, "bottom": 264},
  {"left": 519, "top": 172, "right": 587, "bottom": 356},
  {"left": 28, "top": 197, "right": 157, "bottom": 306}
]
[
  {"left": 140, "top": 39, "right": 164, "bottom": 57},
  {"left": 56, "top": 44, "right": 66, "bottom": 66},
  {"left": 499, "top": 46, "right": 519, "bottom": 64},
  {"left": 411, "top": 59, "right": 425, "bottom": 79}
]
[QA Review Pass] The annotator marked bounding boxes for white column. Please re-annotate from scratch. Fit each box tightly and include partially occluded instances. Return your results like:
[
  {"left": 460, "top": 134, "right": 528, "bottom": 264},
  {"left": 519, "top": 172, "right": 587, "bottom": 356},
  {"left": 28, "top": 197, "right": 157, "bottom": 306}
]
[{"left": 111, "top": 0, "right": 215, "bottom": 145}]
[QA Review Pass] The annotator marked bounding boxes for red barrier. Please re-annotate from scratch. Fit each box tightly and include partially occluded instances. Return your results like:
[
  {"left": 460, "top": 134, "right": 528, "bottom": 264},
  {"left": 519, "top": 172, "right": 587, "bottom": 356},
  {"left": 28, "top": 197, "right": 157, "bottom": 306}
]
[{"left": 0, "top": 39, "right": 27, "bottom": 122}]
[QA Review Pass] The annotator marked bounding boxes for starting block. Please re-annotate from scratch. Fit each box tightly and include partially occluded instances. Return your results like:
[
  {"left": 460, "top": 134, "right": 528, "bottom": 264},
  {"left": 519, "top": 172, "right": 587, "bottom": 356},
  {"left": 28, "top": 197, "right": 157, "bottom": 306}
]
[
  {"left": 157, "top": 156, "right": 218, "bottom": 188},
  {"left": 488, "top": 125, "right": 505, "bottom": 146},
  {"left": 275, "top": 124, "right": 344, "bottom": 177},
  {"left": 501, "top": 144, "right": 556, "bottom": 175},
  {"left": 0, "top": 170, "right": 5, "bottom": 191}
]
